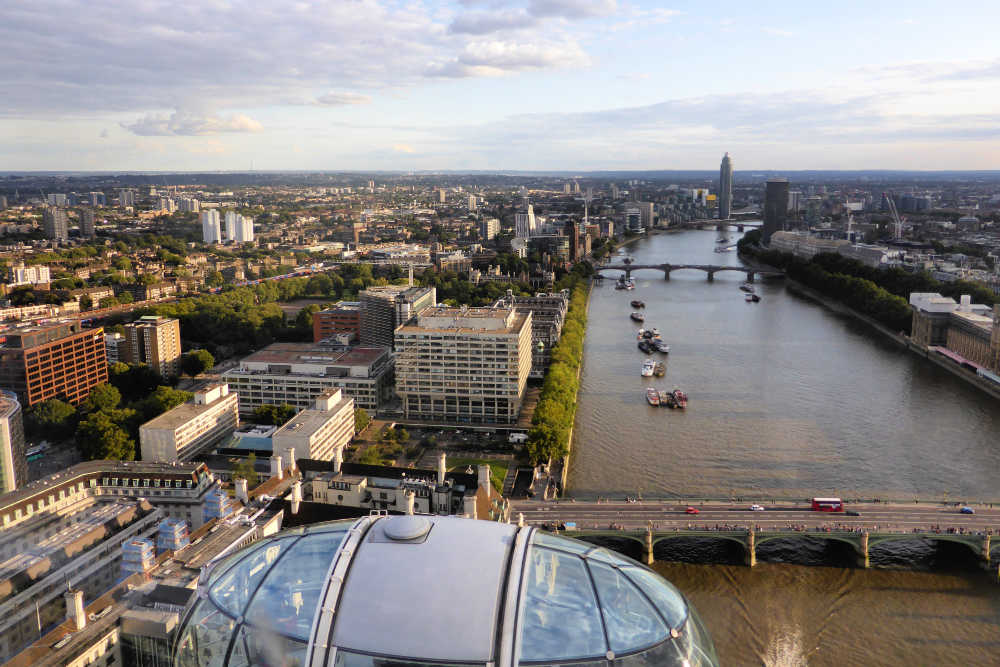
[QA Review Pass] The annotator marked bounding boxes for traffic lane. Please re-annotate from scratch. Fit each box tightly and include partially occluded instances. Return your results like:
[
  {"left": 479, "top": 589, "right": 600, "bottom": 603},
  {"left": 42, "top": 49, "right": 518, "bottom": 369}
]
[{"left": 513, "top": 504, "right": 1000, "bottom": 519}]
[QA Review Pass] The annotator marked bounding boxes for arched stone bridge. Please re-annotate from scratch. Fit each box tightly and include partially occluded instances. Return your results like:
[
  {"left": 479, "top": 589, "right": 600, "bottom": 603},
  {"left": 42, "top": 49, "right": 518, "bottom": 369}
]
[
  {"left": 596, "top": 263, "right": 785, "bottom": 282},
  {"left": 560, "top": 527, "right": 997, "bottom": 569}
]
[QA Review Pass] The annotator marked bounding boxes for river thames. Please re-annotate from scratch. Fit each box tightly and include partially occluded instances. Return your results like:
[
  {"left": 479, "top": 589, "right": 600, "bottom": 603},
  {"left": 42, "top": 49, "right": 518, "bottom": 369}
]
[{"left": 569, "top": 228, "right": 1000, "bottom": 665}]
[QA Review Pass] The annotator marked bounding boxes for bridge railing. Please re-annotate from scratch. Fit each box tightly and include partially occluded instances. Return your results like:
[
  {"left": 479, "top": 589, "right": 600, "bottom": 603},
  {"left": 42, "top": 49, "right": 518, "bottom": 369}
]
[{"left": 530, "top": 495, "right": 1000, "bottom": 507}]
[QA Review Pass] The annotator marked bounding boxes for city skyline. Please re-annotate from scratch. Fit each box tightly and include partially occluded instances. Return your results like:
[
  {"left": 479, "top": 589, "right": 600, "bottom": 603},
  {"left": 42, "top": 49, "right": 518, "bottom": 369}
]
[{"left": 2, "top": 1, "right": 1000, "bottom": 171}]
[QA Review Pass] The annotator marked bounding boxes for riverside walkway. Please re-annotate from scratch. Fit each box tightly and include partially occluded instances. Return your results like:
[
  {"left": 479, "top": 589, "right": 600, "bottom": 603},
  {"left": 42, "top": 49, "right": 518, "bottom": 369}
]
[{"left": 511, "top": 498, "right": 1000, "bottom": 568}]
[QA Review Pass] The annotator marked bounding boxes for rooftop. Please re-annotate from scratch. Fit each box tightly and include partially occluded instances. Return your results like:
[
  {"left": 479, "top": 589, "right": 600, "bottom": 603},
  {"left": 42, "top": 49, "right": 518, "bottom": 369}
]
[
  {"left": 140, "top": 389, "right": 237, "bottom": 431},
  {"left": 230, "top": 342, "right": 389, "bottom": 369}
]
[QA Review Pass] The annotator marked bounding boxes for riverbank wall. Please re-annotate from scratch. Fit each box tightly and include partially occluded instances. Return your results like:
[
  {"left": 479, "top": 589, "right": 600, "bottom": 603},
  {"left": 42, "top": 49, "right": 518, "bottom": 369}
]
[
  {"left": 556, "top": 281, "right": 593, "bottom": 494},
  {"left": 786, "top": 280, "right": 1000, "bottom": 402}
]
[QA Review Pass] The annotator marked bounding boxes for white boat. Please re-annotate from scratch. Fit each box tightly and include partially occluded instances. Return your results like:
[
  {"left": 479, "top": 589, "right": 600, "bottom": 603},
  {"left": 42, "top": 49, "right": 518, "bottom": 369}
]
[
  {"left": 641, "top": 360, "right": 655, "bottom": 377},
  {"left": 654, "top": 340, "right": 671, "bottom": 353}
]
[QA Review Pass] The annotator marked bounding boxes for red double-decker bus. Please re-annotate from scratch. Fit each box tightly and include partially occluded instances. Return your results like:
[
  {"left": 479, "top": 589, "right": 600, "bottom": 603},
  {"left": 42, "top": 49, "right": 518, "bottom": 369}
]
[{"left": 811, "top": 497, "right": 844, "bottom": 512}]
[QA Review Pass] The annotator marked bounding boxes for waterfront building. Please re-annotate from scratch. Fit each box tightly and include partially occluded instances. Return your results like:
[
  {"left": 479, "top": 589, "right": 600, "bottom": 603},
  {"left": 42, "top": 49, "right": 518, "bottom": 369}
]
[
  {"left": 79, "top": 207, "right": 96, "bottom": 237},
  {"left": 479, "top": 217, "right": 500, "bottom": 241},
  {"left": 763, "top": 178, "right": 789, "bottom": 243},
  {"left": 271, "top": 388, "right": 354, "bottom": 462},
  {"left": 139, "top": 383, "right": 240, "bottom": 462},
  {"left": 494, "top": 289, "right": 569, "bottom": 379},
  {"left": 171, "top": 514, "right": 718, "bottom": 666},
  {"left": 359, "top": 285, "right": 436, "bottom": 349},
  {"left": 200, "top": 209, "right": 221, "bottom": 243},
  {"left": 0, "top": 391, "right": 25, "bottom": 495},
  {"left": 122, "top": 315, "right": 182, "bottom": 379},
  {"left": 638, "top": 201, "right": 655, "bottom": 229},
  {"left": 719, "top": 152, "right": 734, "bottom": 220},
  {"left": 910, "top": 293, "right": 1000, "bottom": 372},
  {"left": 626, "top": 207, "right": 642, "bottom": 233},
  {"left": 8, "top": 262, "right": 50, "bottom": 286},
  {"left": 313, "top": 301, "right": 362, "bottom": 342},
  {"left": 0, "top": 321, "right": 107, "bottom": 407},
  {"left": 42, "top": 207, "right": 68, "bottom": 241},
  {"left": 222, "top": 343, "right": 394, "bottom": 413},
  {"left": 769, "top": 231, "right": 849, "bottom": 259},
  {"left": 395, "top": 305, "right": 532, "bottom": 424}
]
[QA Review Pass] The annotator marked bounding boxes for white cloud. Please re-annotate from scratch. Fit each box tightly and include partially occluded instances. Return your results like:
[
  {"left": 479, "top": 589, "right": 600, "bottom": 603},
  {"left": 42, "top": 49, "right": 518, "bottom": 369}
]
[
  {"left": 315, "top": 91, "right": 372, "bottom": 106},
  {"left": 428, "top": 39, "right": 589, "bottom": 77},
  {"left": 121, "top": 111, "right": 263, "bottom": 136}
]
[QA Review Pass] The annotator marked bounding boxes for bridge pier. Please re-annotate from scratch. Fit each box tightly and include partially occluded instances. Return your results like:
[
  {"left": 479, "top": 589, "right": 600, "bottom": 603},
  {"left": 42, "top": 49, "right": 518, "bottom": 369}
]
[
  {"left": 737, "top": 224, "right": 744, "bottom": 232},
  {"left": 746, "top": 529, "right": 756, "bottom": 567},
  {"left": 663, "top": 270, "right": 670, "bottom": 281},
  {"left": 860, "top": 532, "right": 870, "bottom": 569},
  {"left": 644, "top": 527, "right": 654, "bottom": 565},
  {"left": 706, "top": 271, "right": 714, "bottom": 282},
  {"left": 984, "top": 534, "right": 991, "bottom": 563},
  {"left": 625, "top": 269, "right": 631, "bottom": 282},
  {"left": 745, "top": 272, "right": 755, "bottom": 283}
]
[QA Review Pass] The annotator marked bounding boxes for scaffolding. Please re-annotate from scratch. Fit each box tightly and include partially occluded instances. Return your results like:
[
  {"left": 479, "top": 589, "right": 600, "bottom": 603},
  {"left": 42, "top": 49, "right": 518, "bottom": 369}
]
[
  {"left": 156, "top": 517, "right": 190, "bottom": 553},
  {"left": 203, "top": 488, "right": 232, "bottom": 522},
  {"left": 121, "top": 537, "right": 156, "bottom": 578}
]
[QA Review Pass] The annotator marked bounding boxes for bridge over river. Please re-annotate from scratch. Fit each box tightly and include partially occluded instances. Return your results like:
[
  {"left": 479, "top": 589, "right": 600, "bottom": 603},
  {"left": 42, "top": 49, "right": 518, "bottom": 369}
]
[
  {"left": 595, "top": 261, "right": 784, "bottom": 282},
  {"left": 511, "top": 499, "right": 1000, "bottom": 569}
]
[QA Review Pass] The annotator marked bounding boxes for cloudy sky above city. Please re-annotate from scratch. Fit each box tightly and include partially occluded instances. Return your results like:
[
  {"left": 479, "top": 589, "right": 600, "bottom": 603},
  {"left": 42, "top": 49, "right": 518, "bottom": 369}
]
[{"left": 2, "top": 0, "right": 999, "bottom": 171}]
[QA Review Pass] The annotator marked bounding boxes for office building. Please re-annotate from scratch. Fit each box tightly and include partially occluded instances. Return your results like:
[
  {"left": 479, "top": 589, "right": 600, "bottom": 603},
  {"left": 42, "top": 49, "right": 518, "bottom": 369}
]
[
  {"left": 8, "top": 262, "right": 50, "bottom": 286},
  {"left": 479, "top": 217, "right": 500, "bottom": 241},
  {"left": 395, "top": 306, "right": 532, "bottom": 424},
  {"left": 359, "top": 285, "right": 436, "bottom": 349},
  {"left": 122, "top": 316, "right": 182, "bottom": 379},
  {"left": 139, "top": 383, "right": 240, "bottom": 462},
  {"left": 0, "top": 391, "right": 26, "bottom": 495},
  {"left": 200, "top": 209, "right": 221, "bottom": 243},
  {"left": 79, "top": 207, "right": 96, "bottom": 237},
  {"left": 763, "top": 178, "right": 789, "bottom": 243},
  {"left": 0, "top": 321, "right": 108, "bottom": 407},
  {"left": 313, "top": 301, "right": 362, "bottom": 342},
  {"left": 171, "top": 514, "right": 718, "bottom": 666},
  {"left": 515, "top": 202, "right": 536, "bottom": 238},
  {"left": 223, "top": 343, "right": 394, "bottom": 413},
  {"left": 718, "top": 152, "right": 733, "bottom": 220},
  {"left": 271, "top": 388, "right": 354, "bottom": 462},
  {"left": 626, "top": 207, "right": 642, "bottom": 233},
  {"left": 42, "top": 207, "right": 68, "bottom": 241},
  {"left": 494, "top": 290, "right": 569, "bottom": 379}
]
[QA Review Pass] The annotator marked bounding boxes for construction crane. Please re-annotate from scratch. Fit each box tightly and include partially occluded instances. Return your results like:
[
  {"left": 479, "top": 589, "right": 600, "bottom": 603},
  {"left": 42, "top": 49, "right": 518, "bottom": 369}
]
[{"left": 883, "top": 191, "right": 904, "bottom": 240}]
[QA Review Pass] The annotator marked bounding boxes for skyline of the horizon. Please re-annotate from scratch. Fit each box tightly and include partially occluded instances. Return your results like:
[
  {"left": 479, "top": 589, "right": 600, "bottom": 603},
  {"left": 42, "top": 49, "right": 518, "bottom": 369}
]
[{"left": 3, "top": 1, "right": 1000, "bottom": 172}]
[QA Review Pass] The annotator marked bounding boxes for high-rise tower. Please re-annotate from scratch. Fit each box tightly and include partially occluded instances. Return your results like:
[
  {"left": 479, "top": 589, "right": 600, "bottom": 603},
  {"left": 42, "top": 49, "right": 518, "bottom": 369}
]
[
  {"left": 719, "top": 153, "right": 733, "bottom": 220},
  {"left": 763, "top": 178, "right": 790, "bottom": 244}
]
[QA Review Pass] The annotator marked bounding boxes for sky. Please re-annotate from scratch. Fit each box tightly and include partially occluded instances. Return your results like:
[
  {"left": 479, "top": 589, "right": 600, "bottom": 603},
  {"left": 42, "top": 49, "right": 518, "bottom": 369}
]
[{"left": 2, "top": 0, "right": 1000, "bottom": 172}]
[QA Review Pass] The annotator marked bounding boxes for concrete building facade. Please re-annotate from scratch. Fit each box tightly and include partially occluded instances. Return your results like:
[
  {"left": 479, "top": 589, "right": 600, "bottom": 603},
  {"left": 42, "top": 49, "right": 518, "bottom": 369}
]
[
  {"left": 395, "top": 306, "right": 532, "bottom": 424},
  {"left": 122, "top": 316, "right": 181, "bottom": 379},
  {"left": 719, "top": 152, "right": 733, "bottom": 220},
  {"left": 139, "top": 383, "right": 240, "bottom": 462},
  {"left": 271, "top": 388, "right": 354, "bottom": 462},
  {"left": 763, "top": 178, "right": 789, "bottom": 243},
  {"left": 313, "top": 301, "right": 362, "bottom": 343},
  {"left": 359, "top": 286, "right": 436, "bottom": 349},
  {"left": 0, "top": 391, "right": 25, "bottom": 495}
]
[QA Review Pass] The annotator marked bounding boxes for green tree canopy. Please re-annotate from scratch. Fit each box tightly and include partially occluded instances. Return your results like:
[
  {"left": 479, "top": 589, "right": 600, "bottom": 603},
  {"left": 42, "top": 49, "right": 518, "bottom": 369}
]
[
  {"left": 232, "top": 452, "right": 259, "bottom": 488},
  {"left": 181, "top": 349, "right": 215, "bottom": 376},
  {"left": 137, "top": 386, "right": 193, "bottom": 422},
  {"left": 82, "top": 383, "right": 122, "bottom": 413},
  {"left": 354, "top": 407, "right": 370, "bottom": 433},
  {"left": 109, "top": 363, "right": 162, "bottom": 400},
  {"left": 25, "top": 398, "right": 78, "bottom": 441},
  {"left": 78, "top": 411, "right": 136, "bottom": 461},
  {"left": 252, "top": 403, "right": 297, "bottom": 426}
]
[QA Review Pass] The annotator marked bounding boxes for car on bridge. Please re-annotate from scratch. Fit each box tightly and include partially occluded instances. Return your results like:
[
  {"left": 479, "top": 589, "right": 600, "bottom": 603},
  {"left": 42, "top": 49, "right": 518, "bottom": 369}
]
[
  {"left": 685, "top": 506, "right": 700, "bottom": 514},
  {"left": 960, "top": 506, "right": 975, "bottom": 514},
  {"left": 749, "top": 504, "right": 765, "bottom": 511}
]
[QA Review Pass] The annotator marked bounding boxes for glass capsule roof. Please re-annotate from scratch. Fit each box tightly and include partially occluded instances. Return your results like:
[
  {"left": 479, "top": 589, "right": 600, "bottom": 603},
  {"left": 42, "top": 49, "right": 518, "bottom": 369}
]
[{"left": 174, "top": 516, "right": 718, "bottom": 667}]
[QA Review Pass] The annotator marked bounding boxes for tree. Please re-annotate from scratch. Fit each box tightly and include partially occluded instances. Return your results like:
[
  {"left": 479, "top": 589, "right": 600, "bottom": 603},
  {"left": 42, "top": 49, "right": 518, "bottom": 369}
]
[
  {"left": 232, "top": 452, "right": 259, "bottom": 488},
  {"left": 79, "top": 295, "right": 93, "bottom": 311},
  {"left": 206, "top": 271, "right": 225, "bottom": 287},
  {"left": 359, "top": 446, "right": 384, "bottom": 465},
  {"left": 109, "top": 363, "right": 162, "bottom": 400},
  {"left": 252, "top": 403, "right": 297, "bottom": 426},
  {"left": 181, "top": 349, "right": 215, "bottom": 376},
  {"left": 26, "top": 399, "right": 77, "bottom": 440},
  {"left": 118, "top": 291, "right": 134, "bottom": 304},
  {"left": 354, "top": 408, "right": 370, "bottom": 433},
  {"left": 395, "top": 427, "right": 409, "bottom": 443},
  {"left": 295, "top": 304, "right": 321, "bottom": 329},
  {"left": 78, "top": 411, "right": 135, "bottom": 461},
  {"left": 99, "top": 296, "right": 120, "bottom": 308},
  {"left": 138, "top": 386, "right": 193, "bottom": 421},
  {"left": 83, "top": 383, "right": 122, "bottom": 413}
]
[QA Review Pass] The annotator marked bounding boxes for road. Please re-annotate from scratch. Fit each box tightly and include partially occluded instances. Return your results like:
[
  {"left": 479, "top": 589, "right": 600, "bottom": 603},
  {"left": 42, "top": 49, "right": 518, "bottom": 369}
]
[{"left": 511, "top": 499, "right": 1000, "bottom": 534}]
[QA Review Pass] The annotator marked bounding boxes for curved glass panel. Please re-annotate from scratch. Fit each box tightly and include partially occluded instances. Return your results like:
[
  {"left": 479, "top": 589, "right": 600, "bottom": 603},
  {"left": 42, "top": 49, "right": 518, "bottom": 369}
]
[
  {"left": 587, "top": 547, "right": 636, "bottom": 568},
  {"left": 519, "top": 547, "right": 606, "bottom": 662},
  {"left": 620, "top": 566, "right": 689, "bottom": 629},
  {"left": 531, "top": 530, "right": 593, "bottom": 555},
  {"left": 175, "top": 599, "right": 238, "bottom": 667},
  {"left": 233, "top": 623, "right": 308, "bottom": 667},
  {"left": 244, "top": 530, "right": 347, "bottom": 640},
  {"left": 210, "top": 538, "right": 294, "bottom": 616},
  {"left": 588, "top": 561, "right": 667, "bottom": 654},
  {"left": 335, "top": 649, "right": 482, "bottom": 667}
]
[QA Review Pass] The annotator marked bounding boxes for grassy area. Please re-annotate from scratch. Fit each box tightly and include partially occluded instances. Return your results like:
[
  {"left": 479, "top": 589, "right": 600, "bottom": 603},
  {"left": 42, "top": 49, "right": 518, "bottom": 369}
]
[{"left": 448, "top": 458, "right": 508, "bottom": 494}]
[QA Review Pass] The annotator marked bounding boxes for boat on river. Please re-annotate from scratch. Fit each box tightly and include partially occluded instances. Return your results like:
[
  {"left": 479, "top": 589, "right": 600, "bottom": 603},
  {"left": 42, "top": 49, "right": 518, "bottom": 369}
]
[
  {"left": 646, "top": 388, "right": 660, "bottom": 406},
  {"left": 630, "top": 312, "right": 645, "bottom": 322},
  {"left": 716, "top": 237, "right": 730, "bottom": 244},
  {"left": 630, "top": 300, "right": 645, "bottom": 308},
  {"left": 654, "top": 361, "right": 666, "bottom": 377},
  {"left": 660, "top": 391, "right": 677, "bottom": 408},
  {"left": 651, "top": 327, "right": 660, "bottom": 337},
  {"left": 671, "top": 389, "right": 688, "bottom": 409},
  {"left": 653, "top": 339, "right": 670, "bottom": 353},
  {"left": 739, "top": 283, "right": 755, "bottom": 293},
  {"left": 638, "top": 340, "right": 651, "bottom": 353},
  {"left": 714, "top": 246, "right": 731, "bottom": 253},
  {"left": 641, "top": 360, "right": 655, "bottom": 377},
  {"left": 745, "top": 293, "right": 753, "bottom": 302},
  {"left": 751, "top": 293, "right": 761, "bottom": 303}
]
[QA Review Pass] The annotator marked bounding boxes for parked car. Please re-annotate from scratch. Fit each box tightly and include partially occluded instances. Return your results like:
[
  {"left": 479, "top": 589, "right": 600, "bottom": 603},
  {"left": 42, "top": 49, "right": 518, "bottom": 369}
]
[
  {"left": 960, "top": 506, "right": 975, "bottom": 514},
  {"left": 685, "top": 506, "right": 700, "bottom": 514}
]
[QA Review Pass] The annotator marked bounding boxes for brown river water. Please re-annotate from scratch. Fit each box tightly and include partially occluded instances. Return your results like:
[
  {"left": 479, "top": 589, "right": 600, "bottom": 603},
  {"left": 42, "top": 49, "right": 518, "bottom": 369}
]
[{"left": 569, "top": 228, "right": 1000, "bottom": 665}]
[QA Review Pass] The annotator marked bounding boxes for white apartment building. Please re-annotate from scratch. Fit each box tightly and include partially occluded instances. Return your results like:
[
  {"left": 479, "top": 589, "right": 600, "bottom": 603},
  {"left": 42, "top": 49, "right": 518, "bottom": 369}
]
[
  {"left": 200, "top": 209, "right": 221, "bottom": 243},
  {"left": 224, "top": 211, "right": 254, "bottom": 243},
  {"left": 394, "top": 306, "right": 532, "bottom": 424},
  {"left": 272, "top": 388, "right": 354, "bottom": 462},
  {"left": 8, "top": 263, "right": 50, "bottom": 287},
  {"left": 139, "top": 383, "right": 239, "bottom": 462}
]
